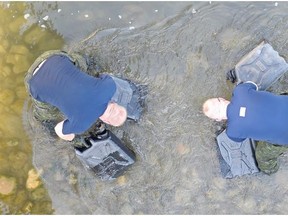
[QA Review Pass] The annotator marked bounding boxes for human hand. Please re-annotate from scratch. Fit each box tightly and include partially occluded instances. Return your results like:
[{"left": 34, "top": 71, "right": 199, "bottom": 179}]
[{"left": 54, "top": 120, "right": 75, "bottom": 141}]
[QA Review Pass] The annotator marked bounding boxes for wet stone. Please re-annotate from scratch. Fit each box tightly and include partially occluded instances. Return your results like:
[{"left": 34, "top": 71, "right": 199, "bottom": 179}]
[
  {"left": 26, "top": 169, "right": 41, "bottom": 190},
  {"left": 0, "top": 175, "right": 16, "bottom": 195}
]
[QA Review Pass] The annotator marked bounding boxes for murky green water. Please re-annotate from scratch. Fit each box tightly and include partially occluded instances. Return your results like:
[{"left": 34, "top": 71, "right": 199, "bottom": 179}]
[{"left": 2, "top": 1, "right": 288, "bottom": 214}]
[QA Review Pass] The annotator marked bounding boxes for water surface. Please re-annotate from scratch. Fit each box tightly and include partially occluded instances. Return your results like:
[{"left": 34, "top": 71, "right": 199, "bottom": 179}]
[{"left": 1, "top": 1, "right": 288, "bottom": 214}]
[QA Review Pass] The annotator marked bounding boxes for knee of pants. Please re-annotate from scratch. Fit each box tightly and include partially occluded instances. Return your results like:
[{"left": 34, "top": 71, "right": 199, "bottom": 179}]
[{"left": 256, "top": 141, "right": 288, "bottom": 162}]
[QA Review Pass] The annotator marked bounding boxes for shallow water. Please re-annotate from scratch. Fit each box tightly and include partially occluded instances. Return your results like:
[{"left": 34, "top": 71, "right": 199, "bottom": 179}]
[{"left": 2, "top": 1, "right": 288, "bottom": 214}]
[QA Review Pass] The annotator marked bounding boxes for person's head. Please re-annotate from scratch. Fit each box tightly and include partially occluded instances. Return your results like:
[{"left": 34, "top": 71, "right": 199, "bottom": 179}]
[
  {"left": 202, "top": 97, "right": 230, "bottom": 121},
  {"left": 99, "top": 102, "right": 127, "bottom": 126}
]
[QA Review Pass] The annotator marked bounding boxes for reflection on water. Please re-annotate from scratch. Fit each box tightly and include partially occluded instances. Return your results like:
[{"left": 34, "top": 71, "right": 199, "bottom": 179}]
[{"left": 3, "top": 1, "right": 288, "bottom": 214}]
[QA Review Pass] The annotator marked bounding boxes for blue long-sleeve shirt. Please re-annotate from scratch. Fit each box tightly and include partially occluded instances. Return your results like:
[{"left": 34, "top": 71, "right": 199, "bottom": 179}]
[
  {"left": 226, "top": 82, "right": 288, "bottom": 145},
  {"left": 28, "top": 55, "right": 116, "bottom": 134}
]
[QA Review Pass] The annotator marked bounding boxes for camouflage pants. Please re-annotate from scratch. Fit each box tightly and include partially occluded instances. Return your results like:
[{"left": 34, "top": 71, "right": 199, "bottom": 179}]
[{"left": 255, "top": 141, "right": 288, "bottom": 175}]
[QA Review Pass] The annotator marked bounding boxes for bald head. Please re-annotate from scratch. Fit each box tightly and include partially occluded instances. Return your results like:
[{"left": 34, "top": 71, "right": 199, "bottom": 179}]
[{"left": 202, "top": 97, "right": 230, "bottom": 121}]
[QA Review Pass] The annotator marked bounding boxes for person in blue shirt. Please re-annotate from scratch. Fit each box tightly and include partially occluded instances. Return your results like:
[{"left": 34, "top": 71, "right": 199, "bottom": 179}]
[
  {"left": 27, "top": 54, "right": 128, "bottom": 141},
  {"left": 202, "top": 82, "right": 288, "bottom": 174}
]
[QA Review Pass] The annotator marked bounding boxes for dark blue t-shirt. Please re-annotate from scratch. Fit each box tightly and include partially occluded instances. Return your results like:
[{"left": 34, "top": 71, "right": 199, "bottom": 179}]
[
  {"left": 226, "top": 82, "right": 288, "bottom": 145},
  {"left": 28, "top": 55, "right": 116, "bottom": 134}
]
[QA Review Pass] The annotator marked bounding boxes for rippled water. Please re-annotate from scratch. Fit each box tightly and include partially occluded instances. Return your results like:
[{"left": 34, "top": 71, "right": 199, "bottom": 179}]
[{"left": 2, "top": 1, "right": 288, "bottom": 214}]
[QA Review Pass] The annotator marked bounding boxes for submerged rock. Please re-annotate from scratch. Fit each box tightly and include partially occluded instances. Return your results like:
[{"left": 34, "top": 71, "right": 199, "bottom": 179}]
[
  {"left": 26, "top": 169, "right": 41, "bottom": 190},
  {"left": 0, "top": 175, "right": 16, "bottom": 195}
]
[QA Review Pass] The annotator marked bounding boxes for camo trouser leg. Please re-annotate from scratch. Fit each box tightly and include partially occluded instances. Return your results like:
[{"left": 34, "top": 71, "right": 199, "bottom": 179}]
[{"left": 255, "top": 141, "right": 288, "bottom": 175}]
